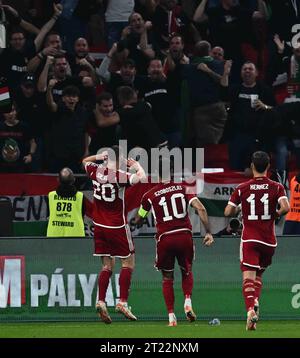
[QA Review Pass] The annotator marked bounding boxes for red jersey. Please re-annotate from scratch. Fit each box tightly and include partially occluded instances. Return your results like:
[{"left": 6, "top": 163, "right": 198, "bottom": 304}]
[
  {"left": 85, "top": 162, "right": 132, "bottom": 228},
  {"left": 140, "top": 182, "right": 197, "bottom": 240},
  {"left": 228, "top": 176, "right": 287, "bottom": 246}
]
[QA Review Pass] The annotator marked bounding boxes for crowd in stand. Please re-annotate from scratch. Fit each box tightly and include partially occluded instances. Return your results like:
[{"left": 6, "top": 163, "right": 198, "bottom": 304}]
[{"left": 0, "top": 0, "right": 300, "bottom": 185}]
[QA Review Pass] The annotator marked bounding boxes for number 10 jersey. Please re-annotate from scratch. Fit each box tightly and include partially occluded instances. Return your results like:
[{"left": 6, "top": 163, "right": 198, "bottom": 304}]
[{"left": 140, "top": 182, "right": 198, "bottom": 241}]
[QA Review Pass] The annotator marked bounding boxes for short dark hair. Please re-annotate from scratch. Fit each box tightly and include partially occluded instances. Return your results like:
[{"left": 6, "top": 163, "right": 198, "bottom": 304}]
[
  {"left": 242, "top": 61, "right": 257, "bottom": 69},
  {"left": 194, "top": 40, "right": 211, "bottom": 57},
  {"left": 45, "top": 31, "right": 61, "bottom": 42},
  {"left": 117, "top": 86, "right": 136, "bottom": 106},
  {"left": 148, "top": 58, "right": 162, "bottom": 66},
  {"left": 62, "top": 86, "right": 80, "bottom": 98},
  {"left": 1, "top": 101, "right": 16, "bottom": 114},
  {"left": 97, "top": 92, "right": 113, "bottom": 104},
  {"left": 122, "top": 58, "right": 136, "bottom": 68},
  {"left": 251, "top": 151, "right": 270, "bottom": 173},
  {"left": 169, "top": 33, "right": 184, "bottom": 43},
  {"left": 128, "top": 12, "right": 143, "bottom": 23},
  {"left": 10, "top": 29, "right": 26, "bottom": 39},
  {"left": 53, "top": 54, "right": 67, "bottom": 62},
  {"left": 78, "top": 64, "right": 93, "bottom": 74}
]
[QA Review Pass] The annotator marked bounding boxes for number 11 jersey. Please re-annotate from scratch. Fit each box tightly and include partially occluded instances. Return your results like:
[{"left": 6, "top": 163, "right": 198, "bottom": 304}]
[{"left": 228, "top": 176, "right": 287, "bottom": 246}]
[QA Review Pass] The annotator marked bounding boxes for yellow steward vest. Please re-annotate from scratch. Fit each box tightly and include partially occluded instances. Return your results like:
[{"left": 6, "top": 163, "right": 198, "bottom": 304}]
[{"left": 47, "top": 191, "right": 85, "bottom": 237}]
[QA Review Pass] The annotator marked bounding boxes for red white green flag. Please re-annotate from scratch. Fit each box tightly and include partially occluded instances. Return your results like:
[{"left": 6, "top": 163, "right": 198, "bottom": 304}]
[{"left": 0, "top": 86, "right": 11, "bottom": 108}]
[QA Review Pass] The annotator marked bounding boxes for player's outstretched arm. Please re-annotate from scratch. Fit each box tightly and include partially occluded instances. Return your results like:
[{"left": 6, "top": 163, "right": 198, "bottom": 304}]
[
  {"left": 224, "top": 203, "right": 240, "bottom": 217},
  {"left": 276, "top": 197, "right": 290, "bottom": 218},
  {"left": 191, "top": 198, "right": 214, "bottom": 246}
]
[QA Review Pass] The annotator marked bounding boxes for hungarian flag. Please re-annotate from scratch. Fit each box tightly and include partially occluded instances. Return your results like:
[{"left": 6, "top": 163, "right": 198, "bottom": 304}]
[{"left": 0, "top": 85, "right": 11, "bottom": 111}]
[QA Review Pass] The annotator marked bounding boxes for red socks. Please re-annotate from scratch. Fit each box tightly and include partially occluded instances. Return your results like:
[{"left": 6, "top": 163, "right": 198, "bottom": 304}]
[
  {"left": 99, "top": 267, "right": 133, "bottom": 303},
  {"left": 162, "top": 278, "right": 174, "bottom": 313},
  {"left": 182, "top": 271, "right": 193, "bottom": 297},
  {"left": 242, "top": 278, "right": 255, "bottom": 311},
  {"left": 98, "top": 269, "right": 112, "bottom": 302},
  {"left": 254, "top": 275, "right": 263, "bottom": 301},
  {"left": 119, "top": 267, "right": 133, "bottom": 302}
]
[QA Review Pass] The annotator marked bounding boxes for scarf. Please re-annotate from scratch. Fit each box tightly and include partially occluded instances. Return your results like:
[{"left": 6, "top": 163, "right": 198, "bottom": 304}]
[
  {"left": 290, "top": 55, "right": 300, "bottom": 98},
  {"left": 191, "top": 56, "right": 214, "bottom": 65}
]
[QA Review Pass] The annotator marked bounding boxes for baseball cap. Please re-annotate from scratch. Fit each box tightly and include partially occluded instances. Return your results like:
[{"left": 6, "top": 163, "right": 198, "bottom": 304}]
[{"left": 21, "top": 74, "right": 35, "bottom": 87}]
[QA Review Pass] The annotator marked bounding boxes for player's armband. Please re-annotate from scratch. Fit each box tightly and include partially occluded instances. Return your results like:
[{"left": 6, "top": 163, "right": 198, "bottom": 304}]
[{"left": 138, "top": 207, "right": 149, "bottom": 218}]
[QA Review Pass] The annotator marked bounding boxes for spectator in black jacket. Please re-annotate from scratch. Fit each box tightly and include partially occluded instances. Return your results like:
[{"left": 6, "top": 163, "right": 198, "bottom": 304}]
[
  {"left": 58, "top": 0, "right": 101, "bottom": 54},
  {"left": 180, "top": 40, "right": 227, "bottom": 147},
  {"left": 268, "top": 0, "right": 300, "bottom": 44},
  {"left": 221, "top": 60, "right": 276, "bottom": 170},
  {"left": 117, "top": 86, "right": 167, "bottom": 152},
  {"left": 193, "top": 0, "right": 267, "bottom": 82},
  {"left": 13, "top": 73, "right": 46, "bottom": 171},
  {"left": 67, "top": 37, "right": 96, "bottom": 74},
  {"left": 151, "top": 0, "right": 190, "bottom": 50},
  {"left": 118, "top": 12, "right": 158, "bottom": 74},
  {"left": 0, "top": 103, "right": 37, "bottom": 173},
  {"left": 46, "top": 82, "right": 88, "bottom": 173},
  {"left": 97, "top": 44, "right": 144, "bottom": 104},
  {"left": 138, "top": 58, "right": 181, "bottom": 147}
]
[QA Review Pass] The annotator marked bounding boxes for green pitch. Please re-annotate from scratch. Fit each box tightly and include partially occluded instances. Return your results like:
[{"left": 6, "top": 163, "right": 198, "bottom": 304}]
[{"left": 0, "top": 321, "right": 300, "bottom": 338}]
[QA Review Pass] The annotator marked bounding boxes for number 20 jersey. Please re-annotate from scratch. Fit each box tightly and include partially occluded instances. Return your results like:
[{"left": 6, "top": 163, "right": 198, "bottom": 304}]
[
  {"left": 141, "top": 182, "right": 197, "bottom": 241},
  {"left": 228, "top": 176, "right": 287, "bottom": 246},
  {"left": 85, "top": 162, "right": 132, "bottom": 228}
]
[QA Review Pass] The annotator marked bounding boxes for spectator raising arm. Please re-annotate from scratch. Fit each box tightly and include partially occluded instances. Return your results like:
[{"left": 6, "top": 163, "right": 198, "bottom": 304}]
[
  {"left": 0, "top": 4, "right": 39, "bottom": 35},
  {"left": 139, "top": 21, "right": 155, "bottom": 59},
  {"left": 96, "top": 43, "right": 118, "bottom": 82},
  {"left": 27, "top": 3, "right": 63, "bottom": 73},
  {"left": 34, "top": 3, "right": 63, "bottom": 51},
  {"left": 193, "top": 0, "right": 208, "bottom": 23},
  {"left": 254, "top": 0, "right": 267, "bottom": 20},
  {"left": 220, "top": 60, "right": 232, "bottom": 88},
  {"left": 46, "top": 79, "right": 58, "bottom": 112},
  {"left": 37, "top": 56, "right": 54, "bottom": 92},
  {"left": 144, "top": 0, "right": 160, "bottom": 15}
]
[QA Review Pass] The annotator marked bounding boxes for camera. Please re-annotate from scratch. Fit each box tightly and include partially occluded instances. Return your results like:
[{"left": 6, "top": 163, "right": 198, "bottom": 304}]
[{"left": 229, "top": 218, "right": 242, "bottom": 233}]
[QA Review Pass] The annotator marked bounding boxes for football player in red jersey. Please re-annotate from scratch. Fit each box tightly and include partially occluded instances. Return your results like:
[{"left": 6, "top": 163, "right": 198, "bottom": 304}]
[
  {"left": 82, "top": 146, "right": 146, "bottom": 323},
  {"left": 135, "top": 159, "right": 214, "bottom": 326},
  {"left": 225, "top": 151, "right": 290, "bottom": 330}
]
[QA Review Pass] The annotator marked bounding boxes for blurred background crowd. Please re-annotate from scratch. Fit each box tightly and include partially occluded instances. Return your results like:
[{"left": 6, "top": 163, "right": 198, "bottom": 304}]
[{"left": 0, "top": 0, "right": 300, "bottom": 188}]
